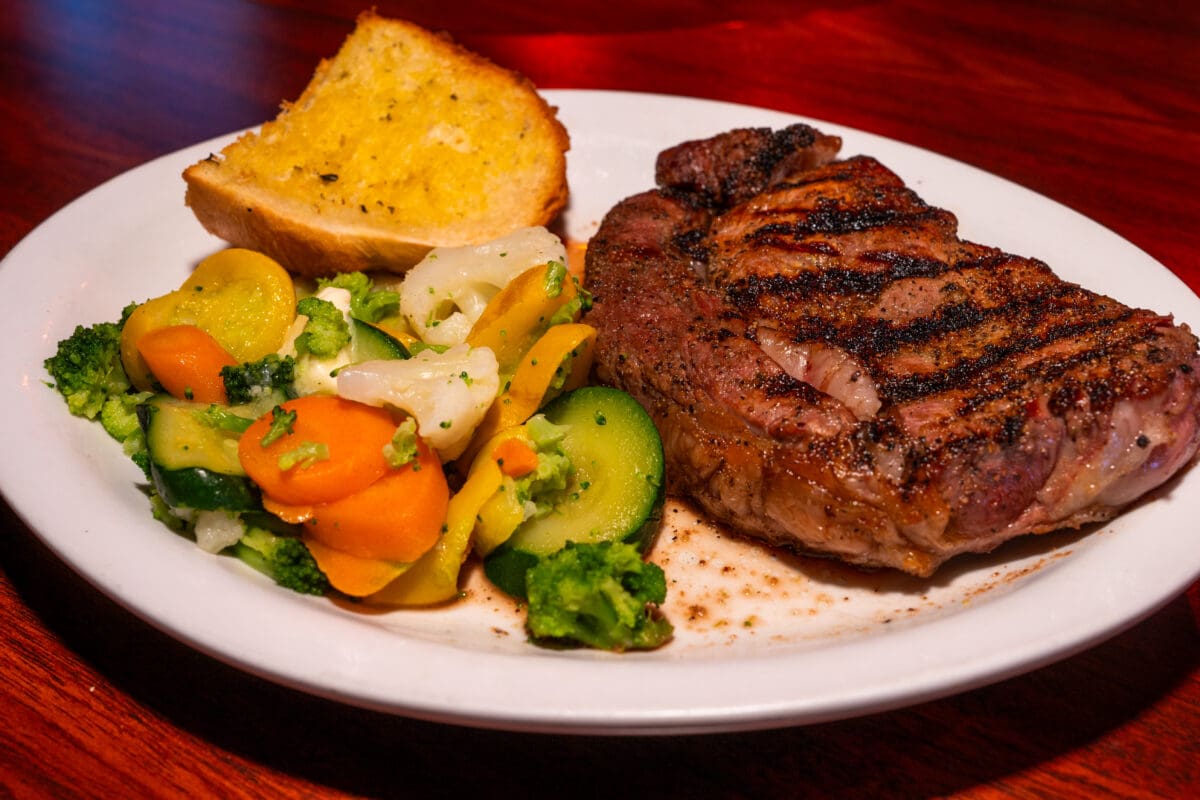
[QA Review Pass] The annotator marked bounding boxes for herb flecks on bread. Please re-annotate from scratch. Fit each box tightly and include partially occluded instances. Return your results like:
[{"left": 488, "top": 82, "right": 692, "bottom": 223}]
[{"left": 183, "top": 11, "right": 569, "bottom": 277}]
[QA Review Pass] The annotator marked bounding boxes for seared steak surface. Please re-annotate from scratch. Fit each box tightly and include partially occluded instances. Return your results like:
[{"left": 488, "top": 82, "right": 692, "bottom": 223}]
[{"left": 583, "top": 125, "right": 1200, "bottom": 576}]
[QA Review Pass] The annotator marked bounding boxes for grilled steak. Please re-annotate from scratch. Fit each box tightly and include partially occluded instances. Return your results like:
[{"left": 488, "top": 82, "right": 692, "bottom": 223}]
[{"left": 583, "top": 124, "right": 1200, "bottom": 576}]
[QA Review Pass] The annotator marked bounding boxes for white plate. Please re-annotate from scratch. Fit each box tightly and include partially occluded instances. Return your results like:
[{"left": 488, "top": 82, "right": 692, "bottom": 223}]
[{"left": 2, "top": 90, "right": 1198, "bottom": 735}]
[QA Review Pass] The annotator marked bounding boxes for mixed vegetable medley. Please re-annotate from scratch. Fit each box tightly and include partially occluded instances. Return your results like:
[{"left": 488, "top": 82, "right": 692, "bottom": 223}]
[{"left": 44, "top": 227, "right": 673, "bottom": 651}]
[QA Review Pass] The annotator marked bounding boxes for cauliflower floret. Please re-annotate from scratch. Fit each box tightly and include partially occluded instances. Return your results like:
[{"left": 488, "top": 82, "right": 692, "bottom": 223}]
[
  {"left": 278, "top": 285, "right": 354, "bottom": 396},
  {"left": 193, "top": 510, "right": 245, "bottom": 554},
  {"left": 399, "top": 226, "right": 567, "bottom": 347},
  {"left": 335, "top": 344, "right": 501, "bottom": 459}
]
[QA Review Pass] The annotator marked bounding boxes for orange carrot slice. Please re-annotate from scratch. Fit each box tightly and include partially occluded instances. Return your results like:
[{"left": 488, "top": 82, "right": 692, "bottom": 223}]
[
  {"left": 302, "top": 537, "right": 411, "bottom": 597},
  {"left": 261, "top": 495, "right": 314, "bottom": 524},
  {"left": 304, "top": 442, "right": 449, "bottom": 563},
  {"left": 136, "top": 324, "right": 238, "bottom": 403},
  {"left": 121, "top": 249, "right": 296, "bottom": 392},
  {"left": 366, "top": 454, "right": 502, "bottom": 606},
  {"left": 238, "top": 396, "right": 398, "bottom": 506},
  {"left": 491, "top": 436, "right": 539, "bottom": 478},
  {"left": 564, "top": 240, "right": 587, "bottom": 281}
]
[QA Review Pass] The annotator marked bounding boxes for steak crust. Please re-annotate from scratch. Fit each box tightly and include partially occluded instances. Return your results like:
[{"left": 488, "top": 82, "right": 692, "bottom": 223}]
[{"left": 584, "top": 125, "right": 1200, "bottom": 576}]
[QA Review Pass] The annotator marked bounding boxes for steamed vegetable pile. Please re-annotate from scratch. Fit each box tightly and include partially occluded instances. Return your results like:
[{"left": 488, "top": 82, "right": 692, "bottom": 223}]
[{"left": 44, "top": 227, "right": 673, "bottom": 652}]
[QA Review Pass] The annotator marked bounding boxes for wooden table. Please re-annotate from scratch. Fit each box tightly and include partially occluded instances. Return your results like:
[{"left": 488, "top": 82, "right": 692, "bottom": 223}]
[{"left": 3, "top": 1, "right": 1197, "bottom": 796}]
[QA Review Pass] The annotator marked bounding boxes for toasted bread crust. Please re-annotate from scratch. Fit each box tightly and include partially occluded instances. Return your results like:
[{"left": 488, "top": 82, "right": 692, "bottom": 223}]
[{"left": 183, "top": 11, "right": 569, "bottom": 277}]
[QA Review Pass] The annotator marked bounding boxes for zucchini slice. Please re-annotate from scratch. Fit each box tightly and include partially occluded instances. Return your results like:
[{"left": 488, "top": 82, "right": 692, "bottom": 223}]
[
  {"left": 153, "top": 465, "right": 261, "bottom": 512},
  {"left": 138, "top": 395, "right": 261, "bottom": 511},
  {"left": 484, "top": 386, "right": 665, "bottom": 598},
  {"left": 350, "top": 321, "right": 409, "bottom": 362}
]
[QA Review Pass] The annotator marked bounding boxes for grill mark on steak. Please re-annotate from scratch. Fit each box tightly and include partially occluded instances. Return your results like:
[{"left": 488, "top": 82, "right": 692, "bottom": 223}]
[
  {"left": 748, "top": 204, "right": 933, "bottom": 241},
  {"left": 725, "top": 248, "right": 1021, "bottom": 306},
  {"left": 726, "top": 252, "right": 952, "bottom": 299},
  {"left": 878, "top": 308, "right": 1147, "bottom": 403},
  {"left": 584, "top": 125, "right": 1200, "bottom": 576}
]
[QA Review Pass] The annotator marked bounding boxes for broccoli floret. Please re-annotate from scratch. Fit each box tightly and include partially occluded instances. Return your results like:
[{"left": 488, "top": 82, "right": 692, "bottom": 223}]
[
  {"left": 383, "top": 417, "right": 420, "bottom": 467},
  {"left": 44, "top": 311, "right": 155, "bottom": 475},
  {"left": 260, "top": 405, "right": 297, "bottom": 446},
  {"left": 44, "top": 318, "right": 130, "bottom": 419},
  {"left": 148, "top": 489, "right": 189, "bottom": 533},
  {"left": 100, "top": 390, "right": 154, "bottom": 477},
  {"left": 317, "top": 271, "right": 400, "bottom": 323},
  {"left": 542, "top": 259, "right": 568, "bottom": 298},
  {"left": 129, "top": 448, "right": 152, "bottom": 478},
  {"left": 548, "top": 279, "right": 592, "bottom": 328},
  {"left": 194, "top": 404, "right": 256, "bottom": 434},
  {"left": 524, "top": 541, "right": 674, "bottom": 652},
  {"left": 232, "top": 526, "right": 330, "bottom": 596},
  {"left": 511, "top": 416, "right": 572, "bottom": 518},
  {"left": 295, "top": 296, "right": 351, "bottom": 357},
  {"left": 221, "top": 353, "right": 296, "bottom": 405},
  {"left": 98, "top": 391, "right": 144, "bottom": 441},
  {"left": 278, "top": 440, "right": 329, "bottom": 471}
]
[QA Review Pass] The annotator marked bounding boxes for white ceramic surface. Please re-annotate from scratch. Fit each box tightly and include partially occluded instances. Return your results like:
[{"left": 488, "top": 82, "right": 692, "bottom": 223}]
[{"left": 2, "top": 90, "right": 1198, "bottom": 735}]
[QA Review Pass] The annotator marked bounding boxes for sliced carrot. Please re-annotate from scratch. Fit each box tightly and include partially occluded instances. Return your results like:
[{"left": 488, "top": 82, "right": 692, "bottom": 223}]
[
  {"left": 136, "top": 324, "right": 238, "bottom": 403},
  {"left": 491, "top": 436, "right": 539, "bottom": 478},
  {"left": 565, "top": 240, "right": 587, "bottom": 281},
  {"left": 261, "top": 495, "right": 314, "bottom": 524},
  {"left": 304, "top": 441, "right": 449, "bottom": 563},
  {"left": 238, "top": 396, "right": 398, "bottom": 506},
  {"left": 468, "top": 430, "right": 535, "bottom": 555},
  {"left": 366, "top": 454, "right": 503, "bottom": 606},
  {"left": 175, "top": 248, "right": 297, "bottom": 362},
  {"left": 121, "top": 249, "right": 296, "bottom": 392},
  {"left": 302, "top": 537, "right": 411, "bottom": 597},
  {"left": 122, "top": 294, "right": 180, "bottom": 391}
]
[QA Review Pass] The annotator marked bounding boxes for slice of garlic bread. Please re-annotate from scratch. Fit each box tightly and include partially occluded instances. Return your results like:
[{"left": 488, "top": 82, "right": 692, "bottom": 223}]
[{"left": 183, "top": 11, "right": 569, "bottom": 277}]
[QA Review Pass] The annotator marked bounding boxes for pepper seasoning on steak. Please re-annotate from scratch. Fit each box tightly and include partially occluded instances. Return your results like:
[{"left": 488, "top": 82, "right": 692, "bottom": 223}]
[{"left": 583, "top": 124, "right": 1200, "bottom": 576}]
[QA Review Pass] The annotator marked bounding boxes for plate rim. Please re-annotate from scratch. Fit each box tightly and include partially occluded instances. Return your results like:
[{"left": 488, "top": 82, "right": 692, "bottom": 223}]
[{"left": 2, "top": 88, "right": 1198, "bottom": 735}]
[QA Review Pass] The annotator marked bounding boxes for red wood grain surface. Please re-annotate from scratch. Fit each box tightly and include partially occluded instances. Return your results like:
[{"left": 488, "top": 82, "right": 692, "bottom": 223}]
[{"left": 2, "top": 1, "right": 1197, "bottom": 796}]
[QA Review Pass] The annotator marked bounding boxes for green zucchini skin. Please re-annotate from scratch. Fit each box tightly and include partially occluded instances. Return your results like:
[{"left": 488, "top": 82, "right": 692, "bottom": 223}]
[
  {"left": 138, "top": 395, "right": 261, "bottom": 511},
  {"left": 135, "top": 322, "right": 405, "bottom": 513},
  {"left": 152, "top": 465, "right": 261, "bottom": 512},
  {"left": 484, "top": 386, "right": 665, "bottom": 598},
  {"left": 482, "top": 548, "right": 540, "bottom": 601},
  {"left": 351, "top": 322, "right": 409, "bottom": 361}
]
